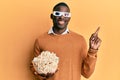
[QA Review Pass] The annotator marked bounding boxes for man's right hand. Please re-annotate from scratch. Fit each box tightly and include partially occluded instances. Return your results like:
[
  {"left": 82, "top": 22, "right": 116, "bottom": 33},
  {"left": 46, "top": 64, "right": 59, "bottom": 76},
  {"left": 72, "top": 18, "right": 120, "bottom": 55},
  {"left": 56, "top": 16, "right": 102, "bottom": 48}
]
[
  {"left": 34, "top": 70, "right": 58, "bottom": 80},
  {"left": 33, "top": 66, "right": 58, "bottom": 79}
]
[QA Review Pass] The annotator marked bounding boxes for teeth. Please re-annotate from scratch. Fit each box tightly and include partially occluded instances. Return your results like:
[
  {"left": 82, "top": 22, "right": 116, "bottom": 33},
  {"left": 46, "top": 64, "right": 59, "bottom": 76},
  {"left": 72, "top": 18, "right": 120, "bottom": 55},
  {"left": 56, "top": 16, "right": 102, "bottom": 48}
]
[{"left": 58, "top": 21, "right": 64, "bottom": 25}]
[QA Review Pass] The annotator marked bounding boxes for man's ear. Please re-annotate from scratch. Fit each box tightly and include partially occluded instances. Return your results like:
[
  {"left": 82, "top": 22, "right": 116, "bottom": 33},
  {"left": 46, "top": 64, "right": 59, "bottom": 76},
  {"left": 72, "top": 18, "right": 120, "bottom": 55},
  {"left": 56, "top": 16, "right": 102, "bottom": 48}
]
[{"left": 50, "top": 14, "right": 53, "bottom": 19}]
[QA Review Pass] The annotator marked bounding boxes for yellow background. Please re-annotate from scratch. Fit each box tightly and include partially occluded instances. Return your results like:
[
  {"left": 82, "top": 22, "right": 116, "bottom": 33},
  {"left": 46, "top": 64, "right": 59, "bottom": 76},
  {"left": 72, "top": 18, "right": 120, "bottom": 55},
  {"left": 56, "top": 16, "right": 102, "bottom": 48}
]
[{"left": 0, "top": 0, "right": 120, "bottom": 80}]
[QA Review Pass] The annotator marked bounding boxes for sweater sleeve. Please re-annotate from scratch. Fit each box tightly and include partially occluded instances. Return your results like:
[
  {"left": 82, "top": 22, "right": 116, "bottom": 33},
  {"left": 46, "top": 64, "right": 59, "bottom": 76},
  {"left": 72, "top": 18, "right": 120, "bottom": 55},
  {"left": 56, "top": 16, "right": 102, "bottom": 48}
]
[
  {"left": 81, "top": 37, "right": 97, "bottom": 78},
  {"left": 33, "top": 38, "right": 41, "bottom": 57},
  {"left": 30, "top": 39, "right": 46, "bottom": 80},
  {"left": 30, "top": 38, "right": 41, "bottom": 69}
]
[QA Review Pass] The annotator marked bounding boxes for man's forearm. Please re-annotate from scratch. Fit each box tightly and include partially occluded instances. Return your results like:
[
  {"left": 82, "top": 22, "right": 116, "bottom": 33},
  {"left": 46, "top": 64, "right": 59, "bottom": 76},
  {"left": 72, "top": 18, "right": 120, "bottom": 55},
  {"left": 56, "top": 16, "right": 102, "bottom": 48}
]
[{"left": 81, "top": 49, "right": 97, "bottom": 78}]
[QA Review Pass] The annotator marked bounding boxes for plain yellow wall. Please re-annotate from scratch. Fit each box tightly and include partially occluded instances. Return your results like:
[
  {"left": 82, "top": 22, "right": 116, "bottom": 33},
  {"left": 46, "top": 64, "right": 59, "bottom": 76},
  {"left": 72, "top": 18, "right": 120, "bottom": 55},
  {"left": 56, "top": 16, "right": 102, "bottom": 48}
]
[{"left": 0, "top": 0, "right": 120, "bottom": 80}]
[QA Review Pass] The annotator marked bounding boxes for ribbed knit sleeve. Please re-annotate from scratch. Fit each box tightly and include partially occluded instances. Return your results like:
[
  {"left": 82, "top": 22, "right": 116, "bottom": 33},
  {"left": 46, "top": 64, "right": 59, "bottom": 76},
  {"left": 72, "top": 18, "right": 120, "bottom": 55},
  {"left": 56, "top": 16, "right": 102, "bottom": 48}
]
[
  {"left": 31, "top": 38, "right": 47, "bottom": 80},
  {"left": 34, "top": 38, "right": 41, "bottom": 57},
  {"left": 81, "top": 36, "right": 97, "bottom": 78}
]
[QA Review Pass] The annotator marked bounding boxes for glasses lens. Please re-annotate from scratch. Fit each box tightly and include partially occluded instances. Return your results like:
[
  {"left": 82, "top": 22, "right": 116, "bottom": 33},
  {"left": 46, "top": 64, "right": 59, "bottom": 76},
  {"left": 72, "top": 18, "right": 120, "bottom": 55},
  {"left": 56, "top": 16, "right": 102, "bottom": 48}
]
[
  {"left": 64, "top": 13, "right": 69, "bottom": 17},
  {"left": 55, "top": 12, "right": 60, "bottom": 16}
]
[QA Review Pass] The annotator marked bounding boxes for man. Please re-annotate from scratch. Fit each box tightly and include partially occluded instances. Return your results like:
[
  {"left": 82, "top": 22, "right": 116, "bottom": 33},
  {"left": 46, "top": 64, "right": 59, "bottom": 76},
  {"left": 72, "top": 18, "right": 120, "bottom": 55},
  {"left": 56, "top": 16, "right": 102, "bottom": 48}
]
[{"left": 30, "top": 2, "right": 102, "bottom": 80}]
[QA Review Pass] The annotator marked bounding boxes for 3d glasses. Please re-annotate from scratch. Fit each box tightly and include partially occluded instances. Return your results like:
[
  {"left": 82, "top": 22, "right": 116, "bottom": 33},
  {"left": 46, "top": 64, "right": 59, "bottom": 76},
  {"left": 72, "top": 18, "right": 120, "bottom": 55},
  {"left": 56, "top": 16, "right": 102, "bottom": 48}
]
[{"left": 53, "top": 11, "right": 71, "bottom": 17}]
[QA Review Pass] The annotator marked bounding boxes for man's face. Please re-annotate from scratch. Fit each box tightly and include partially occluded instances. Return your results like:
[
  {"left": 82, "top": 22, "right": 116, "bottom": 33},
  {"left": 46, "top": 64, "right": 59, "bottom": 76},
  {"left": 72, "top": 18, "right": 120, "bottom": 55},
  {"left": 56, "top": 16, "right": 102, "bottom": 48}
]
[{"left": 51, "top": 6, "right": 71, "bottom": 29}]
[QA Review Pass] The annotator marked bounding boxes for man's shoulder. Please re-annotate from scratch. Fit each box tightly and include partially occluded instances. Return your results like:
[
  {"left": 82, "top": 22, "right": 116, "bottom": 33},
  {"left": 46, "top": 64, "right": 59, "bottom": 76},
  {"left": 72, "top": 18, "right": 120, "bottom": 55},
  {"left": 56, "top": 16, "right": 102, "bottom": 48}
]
[
  {"left": 36, "top": 32, "right": 49, "bottom": 40},
  {"left": 69, "top": 31, "right": 86, "bottom": 44},
  {"left": 70, "top": 30, "right": 85, "bottom": 39}
]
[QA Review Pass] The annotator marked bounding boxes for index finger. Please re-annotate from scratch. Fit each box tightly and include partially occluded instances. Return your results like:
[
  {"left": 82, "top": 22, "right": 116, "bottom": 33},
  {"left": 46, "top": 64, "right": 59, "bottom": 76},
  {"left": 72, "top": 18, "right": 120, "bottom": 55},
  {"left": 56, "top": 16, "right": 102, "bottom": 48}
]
[{"left": 94, "top": 27, "right": 100, "bottom": 36}]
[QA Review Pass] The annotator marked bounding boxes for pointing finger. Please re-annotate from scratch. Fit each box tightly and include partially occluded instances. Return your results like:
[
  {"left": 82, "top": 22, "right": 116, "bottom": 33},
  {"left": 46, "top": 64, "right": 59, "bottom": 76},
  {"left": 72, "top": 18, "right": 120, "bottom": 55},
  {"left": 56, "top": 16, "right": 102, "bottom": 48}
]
[{"left": 93, "top": 27, "right": 100, "bottom": 36}]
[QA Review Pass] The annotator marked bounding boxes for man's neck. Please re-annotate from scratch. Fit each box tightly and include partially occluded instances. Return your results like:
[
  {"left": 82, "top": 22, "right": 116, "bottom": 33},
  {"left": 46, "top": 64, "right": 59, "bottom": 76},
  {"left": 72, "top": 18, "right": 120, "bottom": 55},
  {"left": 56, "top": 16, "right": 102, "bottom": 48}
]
[{"left": 53, "top": 27, "right": 67, "bottom": 35}]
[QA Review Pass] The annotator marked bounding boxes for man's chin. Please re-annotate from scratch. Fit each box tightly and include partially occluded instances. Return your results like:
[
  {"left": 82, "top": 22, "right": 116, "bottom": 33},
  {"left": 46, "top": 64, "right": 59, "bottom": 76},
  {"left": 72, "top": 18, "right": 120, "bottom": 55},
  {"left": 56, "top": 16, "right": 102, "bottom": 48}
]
[{"left": 57, "top": 25, "right": 66, "bottom": 29}]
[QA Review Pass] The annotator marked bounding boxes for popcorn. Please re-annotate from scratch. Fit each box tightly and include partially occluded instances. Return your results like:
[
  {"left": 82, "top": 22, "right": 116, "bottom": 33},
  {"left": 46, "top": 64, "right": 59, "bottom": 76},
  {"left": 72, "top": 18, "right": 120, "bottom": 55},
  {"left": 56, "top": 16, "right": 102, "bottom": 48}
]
[{"left": 32, "top": 51, "right": 59, "bottom": 74}]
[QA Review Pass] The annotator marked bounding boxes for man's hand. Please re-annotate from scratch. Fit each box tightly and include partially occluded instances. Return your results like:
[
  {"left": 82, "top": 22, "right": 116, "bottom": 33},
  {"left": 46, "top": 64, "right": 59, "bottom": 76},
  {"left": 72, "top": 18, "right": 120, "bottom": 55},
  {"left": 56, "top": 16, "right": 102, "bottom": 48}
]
[
  {"left": 31, "top": 63, "right": 58, "bottom": 79},
  {"left": 34, "top": 68, "right": 58, "bottom": 79},
  {"left": 89, "top": 27, "right": 102, "bottom": 50},
  {"left": 40, "top": 72, "right": 56, "bottom": 78}
]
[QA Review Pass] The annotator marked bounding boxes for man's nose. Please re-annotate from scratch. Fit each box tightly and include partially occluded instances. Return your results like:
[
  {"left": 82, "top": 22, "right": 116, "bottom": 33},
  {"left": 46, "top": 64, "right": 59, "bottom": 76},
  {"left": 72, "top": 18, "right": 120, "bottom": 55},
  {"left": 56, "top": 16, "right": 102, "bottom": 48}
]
[{"left": 59, "top": 15, "right": 64, "bottom": 19}]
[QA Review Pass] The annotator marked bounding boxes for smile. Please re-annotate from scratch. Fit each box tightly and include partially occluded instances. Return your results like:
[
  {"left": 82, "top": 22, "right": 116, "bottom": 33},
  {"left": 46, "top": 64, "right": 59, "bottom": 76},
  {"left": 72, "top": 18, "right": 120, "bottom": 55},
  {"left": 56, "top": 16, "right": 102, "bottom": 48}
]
[{"left": 58, "top": 20, "right": 65, "bottom": 25}]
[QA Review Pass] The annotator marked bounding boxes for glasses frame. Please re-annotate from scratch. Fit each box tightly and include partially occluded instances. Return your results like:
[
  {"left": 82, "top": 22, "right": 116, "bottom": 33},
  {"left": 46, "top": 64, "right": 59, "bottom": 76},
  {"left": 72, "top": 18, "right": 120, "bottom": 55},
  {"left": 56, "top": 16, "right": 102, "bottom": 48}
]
[{"left": 53, "top": 11, "right": 71, "bottom": 17}]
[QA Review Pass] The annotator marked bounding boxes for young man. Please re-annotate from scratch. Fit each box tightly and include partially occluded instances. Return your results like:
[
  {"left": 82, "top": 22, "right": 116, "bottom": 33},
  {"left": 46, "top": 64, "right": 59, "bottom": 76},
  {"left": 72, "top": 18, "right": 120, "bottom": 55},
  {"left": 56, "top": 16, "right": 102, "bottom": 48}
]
[{"left": 30, "top": 2, "right": 102, "bottom": 80}]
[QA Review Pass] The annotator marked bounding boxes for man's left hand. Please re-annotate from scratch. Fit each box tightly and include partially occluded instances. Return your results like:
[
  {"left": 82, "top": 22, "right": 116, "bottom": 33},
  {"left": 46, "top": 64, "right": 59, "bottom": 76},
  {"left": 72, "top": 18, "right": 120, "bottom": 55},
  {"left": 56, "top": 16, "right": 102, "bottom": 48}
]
[{"left": 89, "top": 27, "right": 102, "bottom": 50}]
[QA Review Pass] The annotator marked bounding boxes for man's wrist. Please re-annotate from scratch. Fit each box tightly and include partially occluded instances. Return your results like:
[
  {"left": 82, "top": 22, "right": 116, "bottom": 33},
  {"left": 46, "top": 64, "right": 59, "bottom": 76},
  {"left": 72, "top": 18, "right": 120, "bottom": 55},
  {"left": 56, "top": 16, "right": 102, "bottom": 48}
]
[
  {"left": 88, "top": 48, "right": 98, "bottom": 58},
  {"left": 88, "top": 48, "right": 98, "bottom": 53}
]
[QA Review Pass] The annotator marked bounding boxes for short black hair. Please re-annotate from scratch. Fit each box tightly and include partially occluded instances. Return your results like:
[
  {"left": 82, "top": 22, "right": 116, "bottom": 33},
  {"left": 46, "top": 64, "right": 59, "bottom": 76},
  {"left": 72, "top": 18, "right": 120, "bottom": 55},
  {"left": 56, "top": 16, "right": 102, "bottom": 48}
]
[{"left": 53, "top": 2, "right": 70, "bottom": 11}]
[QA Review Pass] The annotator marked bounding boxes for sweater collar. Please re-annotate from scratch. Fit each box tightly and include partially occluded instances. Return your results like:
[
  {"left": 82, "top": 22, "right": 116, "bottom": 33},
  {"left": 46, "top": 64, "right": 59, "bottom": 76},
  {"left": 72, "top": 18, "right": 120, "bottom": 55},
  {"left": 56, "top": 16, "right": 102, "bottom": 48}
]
[{"left": 48, "top": 27, "right": 69, "bottom": 35}]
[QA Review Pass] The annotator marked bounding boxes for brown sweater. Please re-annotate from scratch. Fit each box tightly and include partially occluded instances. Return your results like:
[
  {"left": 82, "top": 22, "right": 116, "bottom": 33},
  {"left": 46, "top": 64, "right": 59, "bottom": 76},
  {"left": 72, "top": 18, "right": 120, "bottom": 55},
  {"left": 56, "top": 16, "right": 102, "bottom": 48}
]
[{"left": 32, "top": 31, "right": 97, "bottom": 80}]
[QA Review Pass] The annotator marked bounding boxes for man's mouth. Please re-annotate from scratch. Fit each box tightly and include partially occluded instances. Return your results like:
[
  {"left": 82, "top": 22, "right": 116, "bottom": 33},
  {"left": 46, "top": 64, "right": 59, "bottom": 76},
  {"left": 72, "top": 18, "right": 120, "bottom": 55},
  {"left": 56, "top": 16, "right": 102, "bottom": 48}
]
[{"left": 58, "top": 20, "right": 65, "bottom": 25}]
